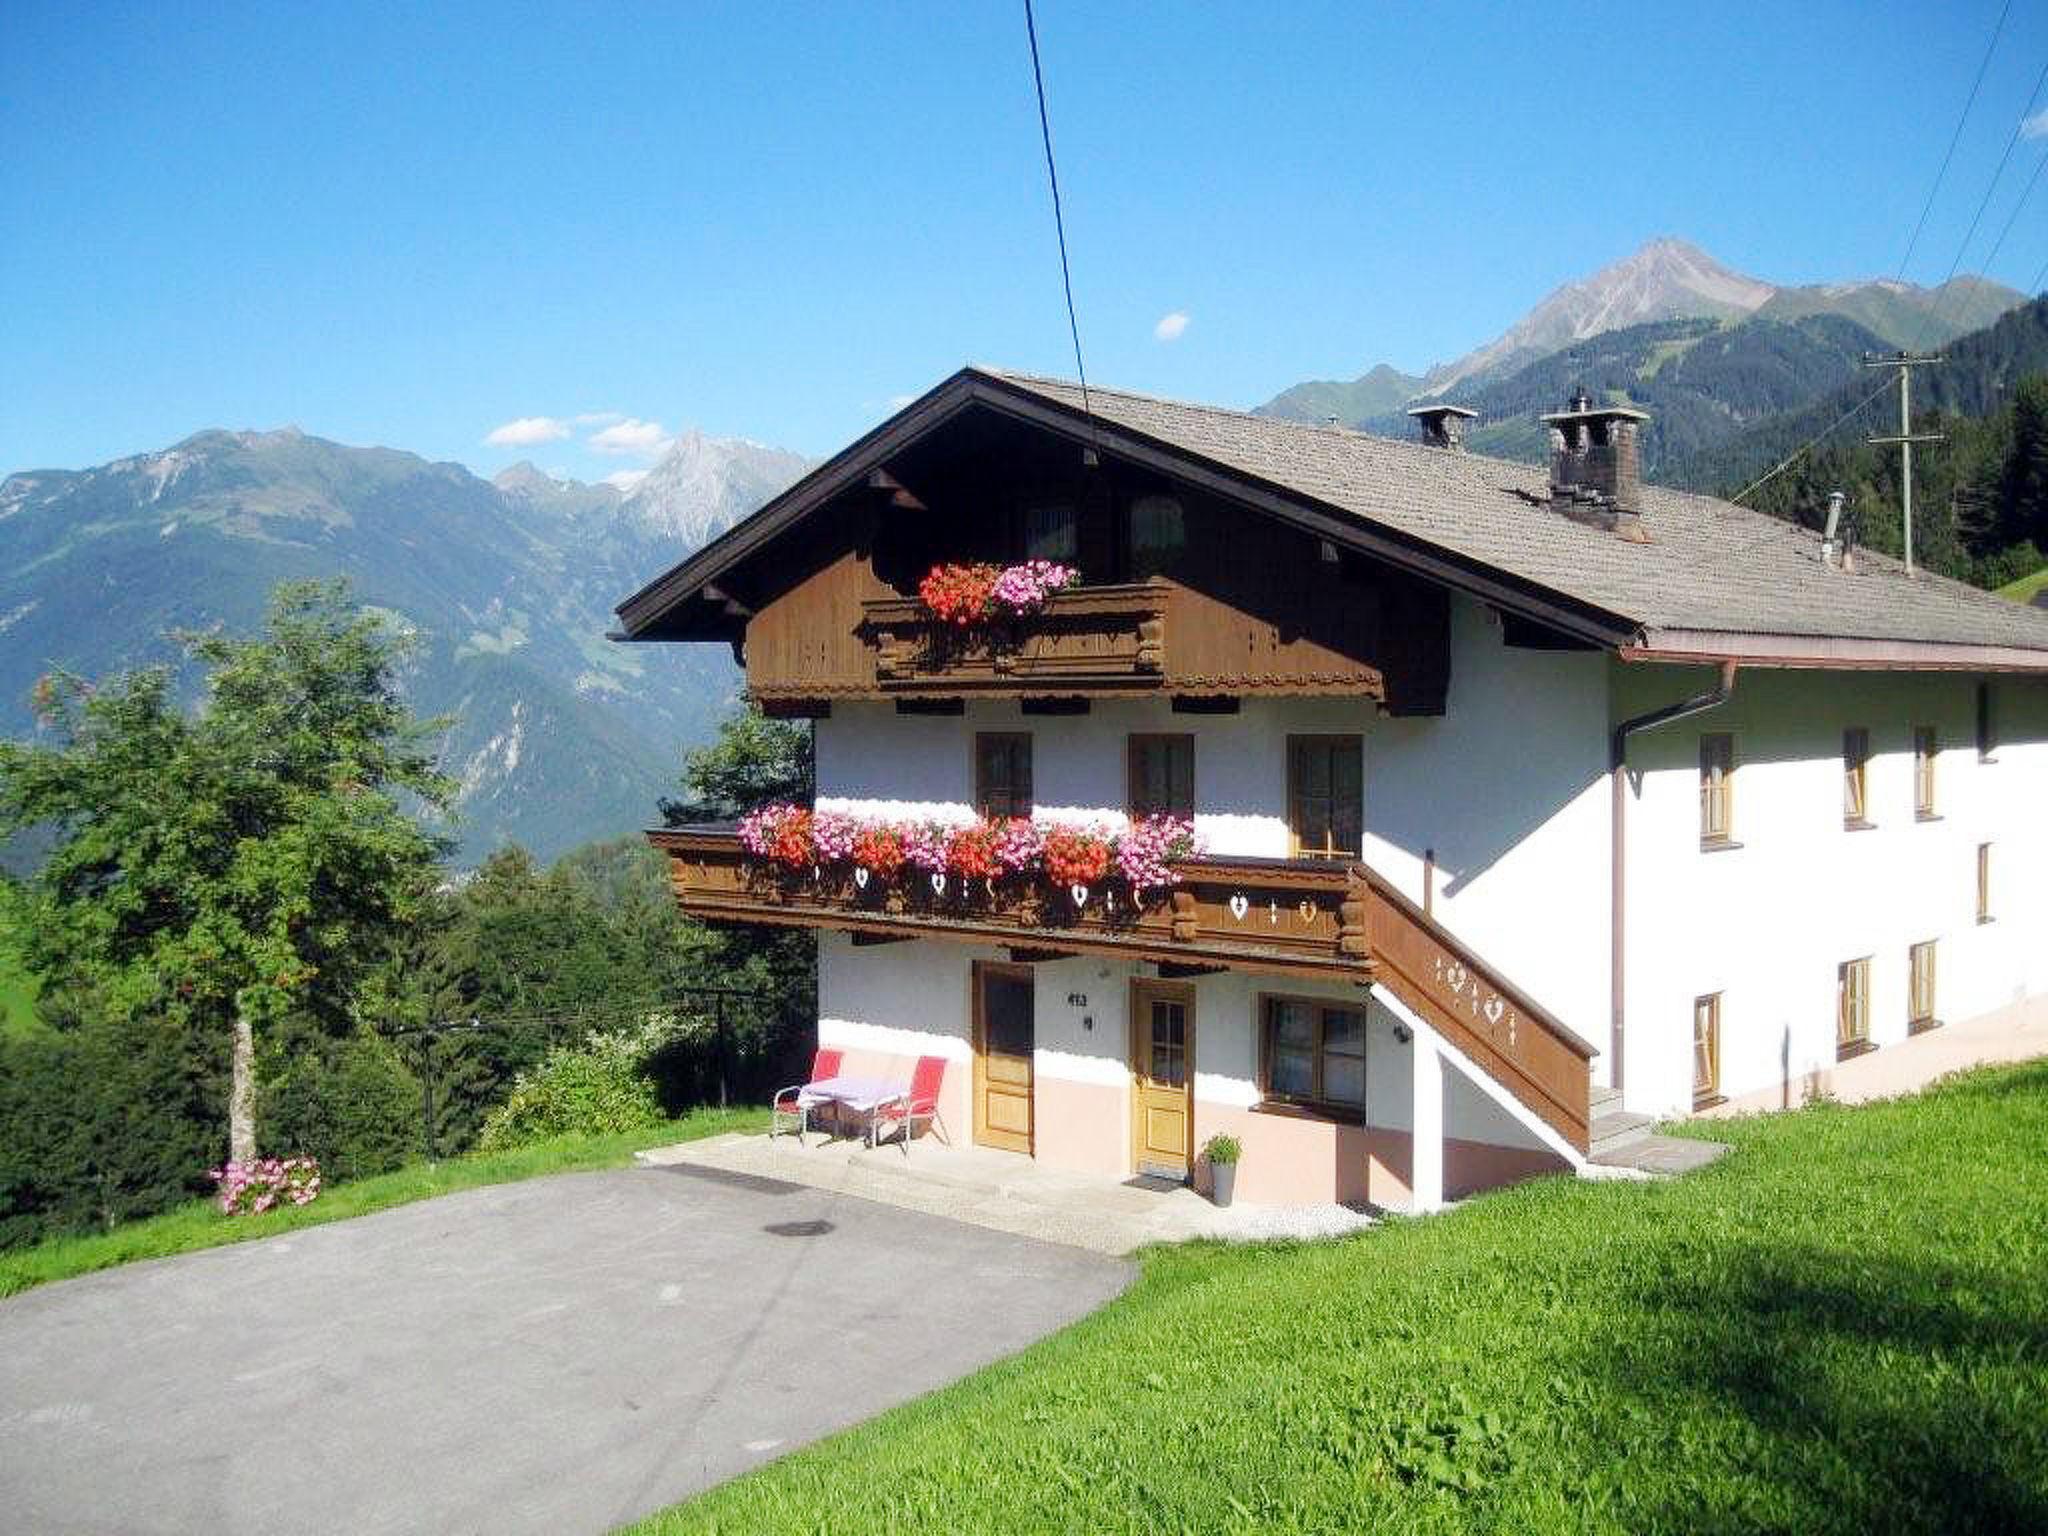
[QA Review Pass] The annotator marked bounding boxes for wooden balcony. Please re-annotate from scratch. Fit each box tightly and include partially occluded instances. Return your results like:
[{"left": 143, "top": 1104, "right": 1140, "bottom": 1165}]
[
  {"left": 856, "top": 582, "right": 1169, "bottom": 695},
  {"left": 650, "top": 827, "right": 1594, "bottom": 1151}
]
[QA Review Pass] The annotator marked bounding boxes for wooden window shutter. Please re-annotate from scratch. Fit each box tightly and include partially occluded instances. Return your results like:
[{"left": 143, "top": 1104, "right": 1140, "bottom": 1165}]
[
  {"left": 975, "top": 733, "right": 1033, "bottom": 820},
  {"left": 1288, "top": 736, "right": 1362, "bottom": 860},
  {"left": 1128, "top": 734, "right": 1195, "bottom": 819}
]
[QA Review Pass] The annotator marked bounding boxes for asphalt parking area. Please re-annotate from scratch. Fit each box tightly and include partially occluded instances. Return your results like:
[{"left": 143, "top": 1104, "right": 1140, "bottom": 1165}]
[{"left": 0, "top": 1164, "right": 1132, "bottom": 1535}]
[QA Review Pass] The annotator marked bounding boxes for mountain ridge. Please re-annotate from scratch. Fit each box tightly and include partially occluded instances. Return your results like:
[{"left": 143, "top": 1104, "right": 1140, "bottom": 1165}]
[{"left": 0, "top": 425, "right": 811, "bottom": 865}]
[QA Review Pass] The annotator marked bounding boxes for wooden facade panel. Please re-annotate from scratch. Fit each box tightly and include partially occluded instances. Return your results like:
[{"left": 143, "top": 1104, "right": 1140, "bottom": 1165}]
[{"left": 649, "top": 828, "right": 1591, "bottom": 1153}]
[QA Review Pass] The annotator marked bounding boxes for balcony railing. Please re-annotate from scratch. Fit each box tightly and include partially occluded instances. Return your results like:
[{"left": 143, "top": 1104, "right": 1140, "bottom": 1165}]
[
  {"left": 649, "top": 825, "right": 1594, "bottom": 1151},
  {"left": 857, "top": 582, "right": 1168, "bottom": 694}
]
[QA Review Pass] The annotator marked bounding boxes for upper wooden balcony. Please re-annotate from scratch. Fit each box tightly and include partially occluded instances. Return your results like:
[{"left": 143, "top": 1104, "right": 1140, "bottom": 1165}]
[
  {"left": 858, "top": 582, "right": 1169, "bottom": 695},
  {"left": 648, "top": 826, "right": 1593, "bottom": 1151}
]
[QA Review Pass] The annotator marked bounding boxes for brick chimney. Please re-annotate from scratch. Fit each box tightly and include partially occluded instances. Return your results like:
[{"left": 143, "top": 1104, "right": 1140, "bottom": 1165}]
[
  {"left": 1406, "top": 403, "right": 1477, "bottom": 450},
  {"left": 1540, "top": 389, "right": 1650, "bottom": 539}
]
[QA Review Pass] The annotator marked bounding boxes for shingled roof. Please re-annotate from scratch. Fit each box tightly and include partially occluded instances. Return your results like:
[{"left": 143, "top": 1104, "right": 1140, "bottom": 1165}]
[
  {"left": 617, "top": 365, "right": 2048, "bottom": 670},
  {"left": 986, "top": 370, "right": 2048, "bottom": 668}
]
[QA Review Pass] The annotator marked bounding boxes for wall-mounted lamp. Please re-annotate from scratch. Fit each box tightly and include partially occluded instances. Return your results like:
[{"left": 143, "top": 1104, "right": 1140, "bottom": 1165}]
[{"left": 1391, "top": 1022, "right": 1414, "bottom": 1046}]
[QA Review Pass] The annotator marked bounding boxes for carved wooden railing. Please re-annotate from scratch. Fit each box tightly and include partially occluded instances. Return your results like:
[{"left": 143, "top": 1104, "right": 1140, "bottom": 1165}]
[
  {"left": 1348, "top": 863, "right": 1594, "bottom": 1153},
  {"left": 647, "top": 828, "right": 1594, "bottom": 1154},
  {"left": 857, "top": 582, "right": 1168, "bottom": 693},
  {"left": 650, "top": 828, "right": 1361, "bottom": 980}
]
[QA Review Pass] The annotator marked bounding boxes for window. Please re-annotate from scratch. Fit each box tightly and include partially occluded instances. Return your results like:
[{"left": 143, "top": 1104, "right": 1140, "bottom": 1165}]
[
  {"left": 1021, "top": 501, "right": 1077, "bottom": 564},
  {"left": 1128, "top": 733, "right": 1195, "bottom": 819},
  {"left": 974, "top": 732, "right": 1033, "bottom": 819},
  {"left": 1978, "top": 842, "right": 1993, "bottom": 923},
  {"left": 1842, "top": 727, "right": 1871, "bottom": 827},
  {"left": 1699, "top": 733, "right": 1735, "bottom": 847},
  {"left": 1837, "top": 957, "right": 1871, "bottom": 1058},
  {"left": 1913, "top": 726, "right": 1938, "bottom": 819},
  {"left": 1909, "top": 941, "right": 1938, "bottom": 1033},
  {"left": 1129, "top": 494, "right": 1186, "bottom": 579},
  {"left": 1977, "top": 681, "right": 1997, "bottom": 763},
  {"left": 1260, "top": 996, "right": 1367, "bottom": 1112},
  {"left": 1287, "top": 735, "right": 1362, "bottom": 860},
  {"left": 1693, "top": 994, "right": 1722, "bottom": 1108}
]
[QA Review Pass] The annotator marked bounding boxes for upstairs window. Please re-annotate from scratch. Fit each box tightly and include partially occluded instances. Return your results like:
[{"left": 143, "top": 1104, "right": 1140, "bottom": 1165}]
[
  {"left": 1260, "top": 996, "right": 1367, "bottom": 1113},
  {"left": 1128, "top": 733, "right": 1195, "bottom": 820},
  {"left": 1693, "top": 993, "right": 1722, "bottom": 1108},
  {"left": 1837, "top": 957, "right": 1871, "bottom": 1058},
  {"left": 1128, "top": 494, "right": 1187, "bottom": 579},
  {"left": 1909, "top": 940, "right": 1938, "bottom": 1033},
  {"left": 1022, "top": 501, "right": 1078, "bottom": 565},
  {"left": 1843, "top": 727, "right": 1871, "bottom": 827},
  {"left": 1287, "top": 736, "right": 1362, "bottom": 861},
  {"left": 1699, "top": 733, "right": 1735, "bottom": 847},
  {"left": 1913, "top": 726, "right": 1938, "bottom": 819},
  {"left": 974, "top": 732, "right": 1033, "bottom": 820}
]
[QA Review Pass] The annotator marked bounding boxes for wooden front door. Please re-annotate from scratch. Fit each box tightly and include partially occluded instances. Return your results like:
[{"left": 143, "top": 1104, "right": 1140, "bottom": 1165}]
[
  {"left": 1130, "top": 980, "right": 1195, "bottom": 1179},
  {"left": 973, "top": 963, "right": 1035, "bottom": 1153}
]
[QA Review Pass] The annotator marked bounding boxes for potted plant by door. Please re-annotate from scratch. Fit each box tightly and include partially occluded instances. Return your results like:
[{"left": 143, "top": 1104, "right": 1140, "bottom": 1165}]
[{"left": 1203, "top": 1134, "right": 1242, "bottom": 1208}]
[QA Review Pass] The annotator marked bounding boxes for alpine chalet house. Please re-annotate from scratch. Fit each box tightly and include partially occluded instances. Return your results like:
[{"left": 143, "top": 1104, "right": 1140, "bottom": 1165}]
[{"left": 617, "top": 368, "right": 2048, "bottom": 1209}]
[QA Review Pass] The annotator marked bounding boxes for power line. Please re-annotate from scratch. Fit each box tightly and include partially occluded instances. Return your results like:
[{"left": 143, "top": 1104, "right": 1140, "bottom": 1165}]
[
  {"left": 1896, "top": 0, "right": 2014, "bottom": 278},
  {"left": 1730, "top": 25, "right": 2038, "bottom": 504},
  {"left": 1023, "top": 0, "right": 1095, "bottom": 432}
]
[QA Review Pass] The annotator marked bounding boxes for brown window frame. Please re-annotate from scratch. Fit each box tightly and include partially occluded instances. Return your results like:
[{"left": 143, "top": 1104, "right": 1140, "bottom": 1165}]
[
  {"left": 1842, "top": 727, "right": 1871, "bottom": 828},
  {"left": 1837, "top": 956, "right": 1872, "bottom": 1059},
  {"left": 1287, "top": 735, "right": 1363, "bottom": 861},
  {"left": 1913, "top": 725, "right": 1938, "bottom": 820},
  {"left": 1257, "top": 993, "right": 1369, "bottom": 1117},
  {"left": 973, "top": 732, "right": 1033, "bottom": 820},
  {"left": 1908, "top": 940, "right": 1939, "bottom": 1033},
  {"left": 1127, "top": 733, "right": 1195, "bottom": 820},
  {"left": 1977, "top": 842, "right": 1993, "bottom": 924},
  {"left": 1699, "top": 732, "right": 1736, "bottom": 848},
  {"left": 1692, "top": 993, "right": 1723, "bottom": 1109}
]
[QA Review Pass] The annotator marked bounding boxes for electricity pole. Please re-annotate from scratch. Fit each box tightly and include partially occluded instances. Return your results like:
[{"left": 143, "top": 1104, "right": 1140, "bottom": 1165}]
[{"left": 1864, "top": 352, "right": 1944, "bottom": 575}]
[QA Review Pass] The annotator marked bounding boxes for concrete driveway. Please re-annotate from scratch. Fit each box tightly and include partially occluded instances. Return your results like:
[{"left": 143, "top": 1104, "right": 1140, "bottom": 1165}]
[{"left": 0, "top": 1164, "right": 1131, "bottom": 1536}]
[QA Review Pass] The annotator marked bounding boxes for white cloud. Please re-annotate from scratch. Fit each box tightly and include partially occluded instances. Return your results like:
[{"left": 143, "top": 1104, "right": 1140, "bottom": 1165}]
[
  {"left": 2023, "top": 106, "right": 2048, "bottom": 141},
  {"left": 1153, "top": 310, "right": 1190, "bottom": 343},
  {"left": 587, "top": 417, "right": 673, "bottom": 459},
  {"left": 602, "top": 469, "right": 649, "bottom": 492},
  {"left": 886, "top": 394, "right": 918, "bottom": 411},
  {"left": 484, "top": 415, "right": 571, "bottom": 447},
  {"left": 573, "top": 411, "right": 625, "bottom": 427}
]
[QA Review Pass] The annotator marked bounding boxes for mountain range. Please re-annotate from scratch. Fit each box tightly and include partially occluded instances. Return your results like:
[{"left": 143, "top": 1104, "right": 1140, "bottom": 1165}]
[
  {"left": 1259, "top": 238, "right": 2025, "bottom": 431},
  {"left": 0, "top": 429, "right": 808, "bottom": 864}
]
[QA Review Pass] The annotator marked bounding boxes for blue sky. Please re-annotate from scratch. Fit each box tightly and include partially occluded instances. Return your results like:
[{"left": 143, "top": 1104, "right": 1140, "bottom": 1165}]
[{"left": 5, "top": 1, "right": 2047, "bottom": 481}]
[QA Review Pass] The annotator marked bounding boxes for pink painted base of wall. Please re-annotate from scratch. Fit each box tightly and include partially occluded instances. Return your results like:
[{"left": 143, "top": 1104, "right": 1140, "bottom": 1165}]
[
  {"left": 1191, "top": 1104, "right": 1567, "bottom": 1210},
  {"left": 806, "top": 1045, "right": 1566, "bottom": 1209},
  {"left": 1697, "top": 991, "right": 2048, "bottom": 1119}
]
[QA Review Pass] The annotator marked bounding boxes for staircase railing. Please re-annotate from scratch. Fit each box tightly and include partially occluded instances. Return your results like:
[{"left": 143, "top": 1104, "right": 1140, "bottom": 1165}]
[{"left": 1349, "top": 862, "right": 1596, "bottom": 1154}]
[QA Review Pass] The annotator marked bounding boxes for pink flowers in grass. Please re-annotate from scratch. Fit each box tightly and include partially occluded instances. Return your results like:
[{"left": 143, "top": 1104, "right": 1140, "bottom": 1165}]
[{"left": 211, "top": 1157, "right": 322, "bottom": 1216}]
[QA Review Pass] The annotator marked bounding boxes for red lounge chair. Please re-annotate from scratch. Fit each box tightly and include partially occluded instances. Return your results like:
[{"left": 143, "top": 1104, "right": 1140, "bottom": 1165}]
[
  {"left": 871, "top": 1055, "right": 947, "bottom": 1154},
  {"left": 771, "top": 1047, "right": 844, "bottom": 1142}
]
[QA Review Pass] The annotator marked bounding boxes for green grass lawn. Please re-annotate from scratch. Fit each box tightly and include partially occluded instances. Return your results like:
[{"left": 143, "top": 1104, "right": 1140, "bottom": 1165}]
[
  {"left": 635, "top": 1063, "right": 2048, "bottom": 1535},
  {"left": 0, "top": 1104, "right": 764, "bottom": 1299},
  {"left": 1995, "top": 563, "right": 2048, "bottom": 604}
]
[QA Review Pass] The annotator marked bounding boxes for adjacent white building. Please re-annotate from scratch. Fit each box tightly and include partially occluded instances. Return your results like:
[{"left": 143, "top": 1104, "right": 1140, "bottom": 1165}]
[{"left": 621, "top": 367, "right": 2048, "bottom": 1209}]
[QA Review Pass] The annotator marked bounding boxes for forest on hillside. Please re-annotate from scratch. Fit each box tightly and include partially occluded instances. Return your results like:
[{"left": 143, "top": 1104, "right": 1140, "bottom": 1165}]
[{"left": 0, "top": 584, "right": 814, "bottom": 1248}]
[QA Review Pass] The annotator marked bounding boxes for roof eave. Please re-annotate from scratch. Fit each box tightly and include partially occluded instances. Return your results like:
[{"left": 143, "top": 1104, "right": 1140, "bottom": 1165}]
[{"left": 1625, "top": 628, "right": 2048, "bottom": 673}]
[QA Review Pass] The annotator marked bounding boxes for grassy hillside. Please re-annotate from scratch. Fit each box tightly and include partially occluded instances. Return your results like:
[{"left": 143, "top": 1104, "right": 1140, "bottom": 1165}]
[
  {"left": 1997, "top": 563, "right": 2048, "bottom": 604},
  {"left": 638, "top": 1061, "right": 2048, "bottom": 1535}
]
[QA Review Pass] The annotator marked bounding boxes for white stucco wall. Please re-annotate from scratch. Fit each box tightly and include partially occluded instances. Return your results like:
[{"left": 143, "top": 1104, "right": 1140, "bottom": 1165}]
[
  {"left": 813, "top": 593, "right": 1616, "bottom": 1056},
  {"left": 1616, "top": 665, "right": 2048, "bottom": 1118}
]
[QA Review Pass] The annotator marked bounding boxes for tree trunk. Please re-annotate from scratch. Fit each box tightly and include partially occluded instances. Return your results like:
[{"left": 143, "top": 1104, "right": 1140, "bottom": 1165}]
[{"left": 229, "top": 1012, "right": 257, "bottom": 1165}]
